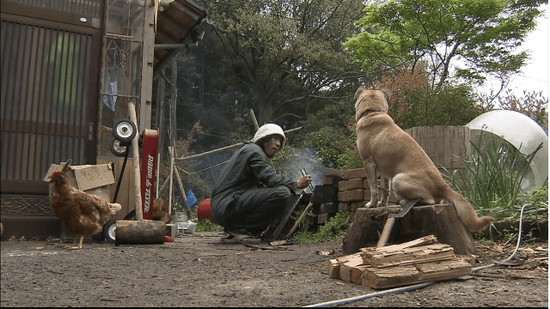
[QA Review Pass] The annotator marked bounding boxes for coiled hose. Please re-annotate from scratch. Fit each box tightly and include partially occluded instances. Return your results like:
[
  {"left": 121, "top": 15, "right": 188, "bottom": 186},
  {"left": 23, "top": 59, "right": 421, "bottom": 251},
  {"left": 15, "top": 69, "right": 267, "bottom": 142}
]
[{"left": 304, "top": 204, "right": 531, "bottom": 308}]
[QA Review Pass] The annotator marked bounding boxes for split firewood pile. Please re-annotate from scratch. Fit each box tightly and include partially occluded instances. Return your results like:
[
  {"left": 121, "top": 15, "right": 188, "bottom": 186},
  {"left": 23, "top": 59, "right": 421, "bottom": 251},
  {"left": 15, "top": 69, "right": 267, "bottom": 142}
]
[{"left": 327, "top": 235, "right": 474, "bottom": 289}]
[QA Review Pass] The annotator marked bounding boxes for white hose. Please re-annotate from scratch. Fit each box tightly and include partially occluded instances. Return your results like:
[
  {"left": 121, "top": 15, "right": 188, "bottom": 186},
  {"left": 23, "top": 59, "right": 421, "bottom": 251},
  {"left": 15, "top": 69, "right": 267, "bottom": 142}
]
[
  {"left": 303, "top": 282, "right": 435, "bottom": 307},
  {"left": 471, "top": 204, "right": 530, "bottom": 272},
  {"left": 304, "top": 204, "right": 532, "bottom": 307}
]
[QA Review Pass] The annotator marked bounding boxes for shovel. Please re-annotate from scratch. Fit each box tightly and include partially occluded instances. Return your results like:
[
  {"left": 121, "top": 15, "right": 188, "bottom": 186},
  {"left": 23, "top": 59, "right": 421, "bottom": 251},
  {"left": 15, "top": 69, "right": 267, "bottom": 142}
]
[{"left": 376, "top": 197, "right": 422, "bottom": 247}]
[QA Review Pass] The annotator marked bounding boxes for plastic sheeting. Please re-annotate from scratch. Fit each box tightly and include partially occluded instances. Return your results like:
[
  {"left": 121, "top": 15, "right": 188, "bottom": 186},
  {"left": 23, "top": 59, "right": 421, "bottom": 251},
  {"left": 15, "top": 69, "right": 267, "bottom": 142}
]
[{"left": 465, "top": 110, "right": 548, "bottom": 190}]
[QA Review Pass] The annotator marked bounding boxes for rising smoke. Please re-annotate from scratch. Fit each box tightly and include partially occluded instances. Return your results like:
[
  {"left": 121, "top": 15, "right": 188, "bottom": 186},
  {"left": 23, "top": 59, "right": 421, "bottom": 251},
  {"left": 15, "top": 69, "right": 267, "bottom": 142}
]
[{"left": 278, "top": 148, "right": 329, "bottom": 193}]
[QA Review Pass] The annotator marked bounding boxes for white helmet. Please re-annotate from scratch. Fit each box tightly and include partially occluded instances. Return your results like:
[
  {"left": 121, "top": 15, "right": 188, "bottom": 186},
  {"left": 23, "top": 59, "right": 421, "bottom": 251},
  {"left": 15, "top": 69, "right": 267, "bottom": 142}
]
[{"left": 253, "top": 123, "right": 286, "bottom": 148}]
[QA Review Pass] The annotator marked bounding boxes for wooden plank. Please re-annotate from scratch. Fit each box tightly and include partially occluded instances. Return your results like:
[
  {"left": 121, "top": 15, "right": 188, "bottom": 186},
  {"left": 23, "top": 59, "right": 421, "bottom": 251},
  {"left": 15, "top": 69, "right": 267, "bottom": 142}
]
[
  {"left": 338, "top": 254, "right": 364, "bottom": 282},
  {"left": 415, "top": 258, "right": 472, "bottom": 281},
  {"left": 362, "top": 257, "right": 472, "bottom": 289},
  {"left": 374, "top": 234, "right": 439, "bottom": 253},
  {"left": 362, "top": 264, "right": 420, "bottom": 289},
  {"left": 341, "top": 263, "right": 372, "bottom": 284},
  {"left": 327, "top": 258, "right": 341, "bottom": 278},
  {"left": 363, "top": 245, "right": 455, "bottom": 268},
  {"left": 326, "top": 252, "right": 362, "bottom": 278}
]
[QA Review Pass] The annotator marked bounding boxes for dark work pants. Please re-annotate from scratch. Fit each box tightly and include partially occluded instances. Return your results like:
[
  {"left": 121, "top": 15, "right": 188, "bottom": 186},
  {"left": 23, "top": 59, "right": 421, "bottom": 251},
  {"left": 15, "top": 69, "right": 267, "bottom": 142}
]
[{"left": 225, "top": 186, "right": 293, "bottom": 237}]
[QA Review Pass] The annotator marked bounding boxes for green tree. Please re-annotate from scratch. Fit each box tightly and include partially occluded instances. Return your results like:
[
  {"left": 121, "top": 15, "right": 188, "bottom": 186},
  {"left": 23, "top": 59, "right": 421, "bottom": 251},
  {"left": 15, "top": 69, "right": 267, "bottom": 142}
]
[
  {"left": 390, "top": 84, "right": 481, "bottom": 129},
  {"left": 373, "top": 64, "right": 481, "bottom": 129},
  {"left": 202, "top": 0, "right": 367, "bottom": 126},
  {"left": 294, "top": 96, "right": 362, "bottom": 169},
  {"left": 344, "top": 0, "right": 545, "bottom": 94}
]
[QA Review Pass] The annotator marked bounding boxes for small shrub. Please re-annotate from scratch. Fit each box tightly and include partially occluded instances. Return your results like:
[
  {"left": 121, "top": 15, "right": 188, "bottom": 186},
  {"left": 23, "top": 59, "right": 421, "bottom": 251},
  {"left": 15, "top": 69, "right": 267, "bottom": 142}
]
[
  {"left": 294, "top": 211, "right": 350, "bottom": 244},
  {"left": 195, "top": 219, "right": 223, "bottom": 232},
  {"left": 445, "top": 129, "right": 543, "bottom": 220}
]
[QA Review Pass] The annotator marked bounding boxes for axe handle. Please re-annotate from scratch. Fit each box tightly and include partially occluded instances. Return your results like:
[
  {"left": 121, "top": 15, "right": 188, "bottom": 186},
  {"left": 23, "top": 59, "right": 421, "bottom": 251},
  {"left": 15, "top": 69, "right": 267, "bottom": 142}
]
[
  {"left": 376, "top": 217, "right": 396, "bottom": 247},
  {"left": 285, "top": 202, "right": 313, "bottom": 239}
]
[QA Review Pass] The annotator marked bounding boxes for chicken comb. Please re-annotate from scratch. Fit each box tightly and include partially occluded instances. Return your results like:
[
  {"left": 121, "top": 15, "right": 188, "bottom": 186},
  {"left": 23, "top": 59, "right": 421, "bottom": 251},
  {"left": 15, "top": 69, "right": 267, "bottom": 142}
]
[{"left": 51, "top": 171, "right": 64, "bottom": 178}]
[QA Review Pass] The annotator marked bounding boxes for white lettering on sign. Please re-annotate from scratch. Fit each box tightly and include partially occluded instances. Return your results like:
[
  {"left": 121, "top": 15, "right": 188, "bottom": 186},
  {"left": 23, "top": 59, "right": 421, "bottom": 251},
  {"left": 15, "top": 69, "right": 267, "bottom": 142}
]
[{"left": 143, "top": 154, "right": 155, "bottom": 213}]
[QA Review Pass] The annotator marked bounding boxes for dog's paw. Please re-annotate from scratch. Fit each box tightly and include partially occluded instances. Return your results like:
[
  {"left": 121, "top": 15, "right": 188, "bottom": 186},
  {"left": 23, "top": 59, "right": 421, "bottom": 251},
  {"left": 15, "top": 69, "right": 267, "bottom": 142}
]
[{"left": 365, "top": 201, "right": 375, "bottom": 208}]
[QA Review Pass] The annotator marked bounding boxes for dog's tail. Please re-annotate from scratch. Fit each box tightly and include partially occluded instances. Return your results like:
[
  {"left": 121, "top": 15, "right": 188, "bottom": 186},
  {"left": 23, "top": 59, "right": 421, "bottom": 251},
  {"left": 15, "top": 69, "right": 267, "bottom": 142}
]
[{"left": 444, "top": 187, "right": 494, "bottom": 232}]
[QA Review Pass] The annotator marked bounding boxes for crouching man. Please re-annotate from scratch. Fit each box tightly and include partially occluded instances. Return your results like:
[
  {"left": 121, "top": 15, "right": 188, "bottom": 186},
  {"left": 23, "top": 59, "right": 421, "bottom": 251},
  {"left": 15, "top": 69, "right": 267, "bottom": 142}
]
[{"left": 210, "top": 123, "right": 311, "bottom": 243}]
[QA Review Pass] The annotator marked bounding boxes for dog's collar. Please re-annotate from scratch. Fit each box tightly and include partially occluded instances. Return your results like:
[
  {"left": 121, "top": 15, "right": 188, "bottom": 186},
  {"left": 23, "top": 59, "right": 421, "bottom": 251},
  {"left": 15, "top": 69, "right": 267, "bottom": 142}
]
[{"left": 356, "top": 108, "right": 381, "bottom": 122}]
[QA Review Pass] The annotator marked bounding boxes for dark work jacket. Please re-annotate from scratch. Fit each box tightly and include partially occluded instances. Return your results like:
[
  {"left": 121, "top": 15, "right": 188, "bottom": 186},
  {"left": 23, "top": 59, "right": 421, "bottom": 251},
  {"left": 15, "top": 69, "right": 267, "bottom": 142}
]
[{"left": 210, "top": 142, "right": 297, "bottom": 225}]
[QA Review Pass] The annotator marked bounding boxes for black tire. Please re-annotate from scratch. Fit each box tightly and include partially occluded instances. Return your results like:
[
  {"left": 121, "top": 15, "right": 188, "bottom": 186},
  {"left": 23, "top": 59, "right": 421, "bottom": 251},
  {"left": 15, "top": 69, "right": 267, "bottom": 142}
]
[
  {"left": 92, "top": 232, "right": 105, "bottom": 241},
  {"left": 103, "top": 219, "right": 117, "bottom": 243},
  {"left": 113, "top": 119, "right": 137, "bottom": 143},
  {"left": 110, "top": 139, "right": 128, "bottom": 157}
]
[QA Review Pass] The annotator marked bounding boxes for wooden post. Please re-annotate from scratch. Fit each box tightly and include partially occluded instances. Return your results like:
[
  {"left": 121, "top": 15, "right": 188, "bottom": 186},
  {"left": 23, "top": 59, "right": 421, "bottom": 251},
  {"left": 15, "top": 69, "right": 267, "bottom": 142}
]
[
  {"left": 249, "top": 109, "right": 259, "bottom": 130},
  {"left": 168, "top": 146, "right": 175, "bottom": 215},
  {"left": 139, "top": 0, "right": 156, "bottom": 132},
  {"left": 128, "top": 101, "right": 144, "bottom": 221},
  {"left": 173, "top": 166, "right": 192, "bottom": 218}
]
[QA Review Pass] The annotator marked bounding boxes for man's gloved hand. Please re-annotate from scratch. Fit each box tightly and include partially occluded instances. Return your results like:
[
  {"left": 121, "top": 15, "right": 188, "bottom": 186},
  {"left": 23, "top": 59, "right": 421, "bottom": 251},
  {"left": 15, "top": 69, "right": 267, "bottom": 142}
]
[{"left": 296, "top": 175, "right": 312, "bottom": 189}]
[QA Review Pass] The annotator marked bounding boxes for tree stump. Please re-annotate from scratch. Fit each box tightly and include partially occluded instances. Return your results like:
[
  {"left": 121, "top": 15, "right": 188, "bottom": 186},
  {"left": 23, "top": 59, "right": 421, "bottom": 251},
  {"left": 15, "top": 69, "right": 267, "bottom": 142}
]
[{"left": 343, "top": 203, "right": 476, "bottom": 255}]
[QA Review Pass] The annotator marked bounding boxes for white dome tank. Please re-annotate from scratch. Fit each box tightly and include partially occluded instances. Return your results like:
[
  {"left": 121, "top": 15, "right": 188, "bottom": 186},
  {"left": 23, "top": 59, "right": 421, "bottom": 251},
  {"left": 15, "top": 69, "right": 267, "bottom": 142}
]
[{"left": 465, "top": 110, "right": 548, "bottom": 190}]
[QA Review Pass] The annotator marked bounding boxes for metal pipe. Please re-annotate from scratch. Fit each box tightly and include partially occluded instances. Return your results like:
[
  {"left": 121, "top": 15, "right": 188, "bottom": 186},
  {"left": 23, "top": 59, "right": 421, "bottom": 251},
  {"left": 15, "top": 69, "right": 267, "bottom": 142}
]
[{"left": 154, "top": 43, "right": 198, "bottom": 49}]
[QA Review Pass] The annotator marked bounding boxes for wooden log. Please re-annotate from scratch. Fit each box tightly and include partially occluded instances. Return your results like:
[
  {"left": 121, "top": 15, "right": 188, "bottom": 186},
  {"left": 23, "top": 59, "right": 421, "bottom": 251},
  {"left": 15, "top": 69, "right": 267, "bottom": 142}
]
[
  {"left": 342, "top": 206, "right": 401, "bottom": 254},
  {"left": 343, "top": 204, "right": 477, "bottom": 255},
  {"left": 362, "top": 257, "right": 472, "bottom": 289},
  {"left": 115, "top": 220, "right": 166, "bottom": 244},
  {"left": 398, "top": 204, "right": 477, "bottom": 255}
]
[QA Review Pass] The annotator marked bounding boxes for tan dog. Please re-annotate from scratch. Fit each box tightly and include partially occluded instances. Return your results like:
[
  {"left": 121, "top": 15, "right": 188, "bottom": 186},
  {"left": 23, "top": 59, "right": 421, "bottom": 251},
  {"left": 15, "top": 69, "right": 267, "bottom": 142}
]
[{"left": 354, "top": 87, "right": 493, "bottom": 232}]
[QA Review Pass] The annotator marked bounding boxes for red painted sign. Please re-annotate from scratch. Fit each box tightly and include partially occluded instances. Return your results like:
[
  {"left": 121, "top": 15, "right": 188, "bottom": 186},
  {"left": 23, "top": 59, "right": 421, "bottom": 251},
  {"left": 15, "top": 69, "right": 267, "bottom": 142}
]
[{"left": 141, "top": 129, "right": 158, "bottom": 220}]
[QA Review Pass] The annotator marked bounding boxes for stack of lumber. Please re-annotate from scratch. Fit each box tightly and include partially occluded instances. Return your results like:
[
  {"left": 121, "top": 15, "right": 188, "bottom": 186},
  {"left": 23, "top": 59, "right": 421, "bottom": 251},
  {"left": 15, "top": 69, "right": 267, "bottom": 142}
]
[{"left": 327, "top": 235, "right": 473, "bottom": 289}]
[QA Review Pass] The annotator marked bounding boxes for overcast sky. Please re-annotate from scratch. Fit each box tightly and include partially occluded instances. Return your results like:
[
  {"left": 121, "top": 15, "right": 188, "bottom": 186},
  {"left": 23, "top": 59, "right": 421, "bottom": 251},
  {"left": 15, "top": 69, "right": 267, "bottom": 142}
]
[{"left": 492, "top": 4, "right": 549, "bottom": 99}]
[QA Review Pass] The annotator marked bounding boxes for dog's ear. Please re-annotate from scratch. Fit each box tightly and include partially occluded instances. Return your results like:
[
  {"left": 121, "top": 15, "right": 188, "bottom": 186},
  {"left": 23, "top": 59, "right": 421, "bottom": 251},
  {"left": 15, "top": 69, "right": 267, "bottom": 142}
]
[
  {"left": 380, "top": 88, "right": 391, "bottom": 102},
  {"left": 354, "top": 86, "right": 366, "bottom": 100}
]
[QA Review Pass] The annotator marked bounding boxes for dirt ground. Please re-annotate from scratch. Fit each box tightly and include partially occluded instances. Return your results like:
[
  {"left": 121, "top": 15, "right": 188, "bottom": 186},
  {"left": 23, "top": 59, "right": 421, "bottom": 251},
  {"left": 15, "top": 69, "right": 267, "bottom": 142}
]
[{"left": 1, "top": 231, "right": 547, "bottom": 307}]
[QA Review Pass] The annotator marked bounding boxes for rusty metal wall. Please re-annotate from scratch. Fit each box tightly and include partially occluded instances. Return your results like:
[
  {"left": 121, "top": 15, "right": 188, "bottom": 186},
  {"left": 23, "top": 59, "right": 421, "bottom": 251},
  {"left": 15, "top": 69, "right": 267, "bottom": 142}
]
[
  {"left": 0, "top": 0, "right": 105, "bottom": 241},
  {"left": 7, "top": 0, "right": 102, "bottom": 18},
  {"left": 1, "top": 21, "right": 90, "bottom": 179}
]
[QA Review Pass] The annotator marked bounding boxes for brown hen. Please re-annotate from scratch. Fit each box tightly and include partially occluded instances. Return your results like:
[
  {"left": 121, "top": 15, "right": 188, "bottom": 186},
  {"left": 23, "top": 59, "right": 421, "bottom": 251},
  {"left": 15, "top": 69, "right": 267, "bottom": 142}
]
[{"left": 49, "top": 171, "right": 121, "bottom": 249}]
